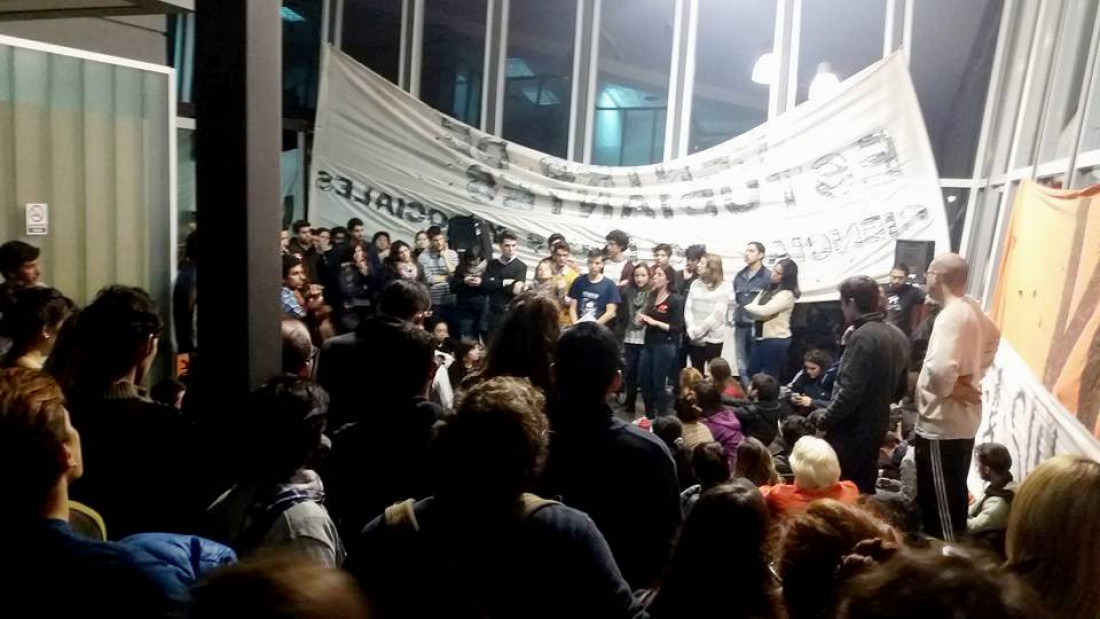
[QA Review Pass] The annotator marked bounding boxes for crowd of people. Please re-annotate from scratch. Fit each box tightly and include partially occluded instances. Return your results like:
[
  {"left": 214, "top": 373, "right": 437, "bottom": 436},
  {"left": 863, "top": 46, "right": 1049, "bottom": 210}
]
[{"left": 0, "top": 221, "right": 1098, "bottom": 619}]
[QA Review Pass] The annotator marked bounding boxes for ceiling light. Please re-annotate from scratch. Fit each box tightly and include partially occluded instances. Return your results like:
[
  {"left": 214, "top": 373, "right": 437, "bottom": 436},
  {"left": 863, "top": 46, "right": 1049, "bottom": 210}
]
[
  {"left": 751, "top": 52, "right": 776, "bottom": 85},
  {"left": 946, "top": 194, "right": 958, "bottom": 203},
  {"left": 809, "top": 62, "right": 841, "bottom": 101}
]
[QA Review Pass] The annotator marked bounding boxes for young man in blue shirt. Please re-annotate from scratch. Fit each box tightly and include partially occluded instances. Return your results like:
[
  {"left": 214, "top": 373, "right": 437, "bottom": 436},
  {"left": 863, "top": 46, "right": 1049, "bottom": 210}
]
[{"left": 568, "top": 250, "right": 622, "bottom": 326}]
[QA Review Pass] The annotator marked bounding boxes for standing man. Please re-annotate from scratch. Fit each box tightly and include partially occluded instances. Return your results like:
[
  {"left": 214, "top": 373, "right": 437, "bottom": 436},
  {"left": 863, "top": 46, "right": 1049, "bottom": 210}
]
[
  {"left": 568, "top": 250, "right": 621, "bottom": 326},
  {"left": 550, "top": 240, "right": 580, "bottom": 325},
  {"left": 603, "top": 230, "right": 635, "bottom": 290},
  {"left": 731, "top": 242, "right": 771, "bottom": 384},
  {"left": 883, "top": 263, "right": 927, "bottom": 338},
  {"left": 0, "top": 240, "right": 43, "bottom": 314},
  {"left": 418, "top": 226, "right": 458, "bottom": 326},
  {"left": 812, "top": 276, "right": 909, "bottom": 494},
  {"left": 287, "top": 220, "right": 321, "bottom": 282},
  {"left": 481, "top": 231, "right": 527, "bottom": 331},
  {"left": 915, "top": 253, "right": 999, "bottom": 541}
]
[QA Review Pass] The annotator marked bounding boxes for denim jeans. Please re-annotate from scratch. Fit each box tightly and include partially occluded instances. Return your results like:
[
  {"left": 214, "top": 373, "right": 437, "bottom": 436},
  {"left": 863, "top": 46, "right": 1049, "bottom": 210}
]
[
  {"left": 639, "top": 342, "right": 677, "bottom": 419},
  {"left": 748, "top": 337, "right": 791, "bottom": 383},
  {"left": 623, "top": 343, "right": 643, "bottom": 417},
  {"left": 734, "top": 326, "right": 755, "bottom": 385}
]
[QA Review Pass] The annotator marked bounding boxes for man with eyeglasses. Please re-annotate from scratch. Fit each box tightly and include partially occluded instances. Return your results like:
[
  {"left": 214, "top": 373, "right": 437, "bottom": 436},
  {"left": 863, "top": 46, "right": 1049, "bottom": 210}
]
[{"left": 914, "top": 253, "right": 1000, "bottom": 542}]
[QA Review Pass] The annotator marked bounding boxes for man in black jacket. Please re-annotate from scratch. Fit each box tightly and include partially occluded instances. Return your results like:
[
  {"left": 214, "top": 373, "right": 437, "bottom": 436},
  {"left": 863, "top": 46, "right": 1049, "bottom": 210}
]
[
  {"left": 541, "top": 322, "right": 681, "bottom": 590},
  {"left": 812, "top": 276, "right": 909, "bottom": 494},
  {"left": 733, "top": 373, "right": 792, "bottom": 447},
  {"left": 481, "top": 230, "right": 527, "bottom": 331}
]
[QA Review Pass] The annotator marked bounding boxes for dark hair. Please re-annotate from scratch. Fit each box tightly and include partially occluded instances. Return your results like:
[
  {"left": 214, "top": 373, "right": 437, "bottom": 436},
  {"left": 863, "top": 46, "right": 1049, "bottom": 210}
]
[
  {"left": 586, "top": 249, "right": 604, "bottom": 262},
  {"left": 314, "top": 228, "right": 329, "bottom": 236},
  {"left": 330, "top": 226, "right": 348, "bottom": 239},
  {"left": 386, "top": 240, "right": 412, "bottom": 265},
  {"left": 65, "top": 286, "right": 163, "bottom": 389},
  {"left": 676, "top": 395, "right": 704, "bottom": 423},
  {"left": 547, "top": 233, "right": 565, "bottom": 248},
  {"left": 346, "top": 217, "right": 364, "bottom": 229},
  {"left": 427, "top": 225, "right": 444, "bottom": 239},
  {"left": 685, "top": 244, "right": 707, "bottom": 261},
  {"left": 803, "top": 348, "right": 833, "bottom": 370},
  {"left": 748, "top": 241, "right": 765, "bottom": 255},
  {"left": 692, "top": 442, "right": 732, "bottom": 489},
  {"left": 650, "top": 481, "right": 780, "bottom": 619},
  {"left": 448, "top": 338, "right": 479, "bottom": 387},
  {"left": 379, "top": 279, "right": 431, "bottom": 320},
  {"left": 976, "top": 442, "right": 1014, "bottom": 492},
  {"left": 646, "top": 264, "right": 677, "bottom": 303},
  {"left": 839, "top": 276, "right": 881, "bottom": 314},
  {"left": 184, "top": 231, "right": 199, "bottom": 262},
  {"left": 150, "top": 378, "right": 186, "bottom": 408},
  {"left": 482, "top": 294, "right": 560, "bottom": 393},
  {"left": 291, "top": 220, "right": 311, "bottom": 234},
  {"left": 553, "top": 321, "right": 620, "bottom": 404},
  {"left": 630, "top": 261, "right": 652, "bottom": 289},
  {"left": 0, "top": 241, "right": 40, "bottom": 277},
  {"left": 653, "top": 415, "right": 683, "bottom": 445},
  {"left": 710, "top": 357, "right": 734, "bottom": 384},
  {"left": 837, "top": 549, "right": 1042, "bottom": 619},
  {"left": 654, "top": 243, "right": 673, "bottom": 255},
  {"left": 372, "top": 231, "right": 390, "bottom": 243},
  {"left": 499, "top": 230, "right": 518, "bottom": 243},
  {"left": 892, "top": 263, "right": 910, "bottom": 276},
  {"left": 281, "top": 319, "right": 313, "bottom": 375},
  {"left": 282, "top": 254, "right": 303, "bottom": 279},
  {"left": 605, "top": 229, "right": 630, "bottom": 247},
  {"left": 760, "top": 257, "right": 801, "bottom": 303},
  {"left": 0, "top": 368, "right": 70, "bottom": 516},
  {"left": 736, "top": 437, "right": 779, "bottom": 487},
  {"left": 0, "top": 287, "right": 75, "bottom": 365},
  {"left": 239, "top": 376, "right": 328, "bottom": 480},
  {"left": 782, "top": 415, "right": 816, "bottom": 449},
  {"left": 751, "top": 373, "right": 779, "bottom": 402},
  {"left": 551, "top": 239, "right": 570, "bottom": 254},
  {"left": 433, "top": 376, "right": 549, "bottom": 501},
  {"left": 693, "top": 380, "right": 723, "bottom": 415}
]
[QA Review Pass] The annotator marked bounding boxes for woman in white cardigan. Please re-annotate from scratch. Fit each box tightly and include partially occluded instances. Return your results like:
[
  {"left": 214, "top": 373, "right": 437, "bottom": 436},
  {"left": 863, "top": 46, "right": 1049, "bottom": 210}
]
[
  {"left": 742, "top": 257, "right": 800, "bottom": 382},
  {"left": 684, "top": 254, "right": 731, "bottom": 372}
]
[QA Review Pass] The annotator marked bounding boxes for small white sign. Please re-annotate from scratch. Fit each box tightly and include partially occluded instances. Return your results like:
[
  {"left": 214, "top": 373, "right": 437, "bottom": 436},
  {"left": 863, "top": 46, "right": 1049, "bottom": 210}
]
[{"left": 25, "top": 203, "right": 48, "bottom": 236}]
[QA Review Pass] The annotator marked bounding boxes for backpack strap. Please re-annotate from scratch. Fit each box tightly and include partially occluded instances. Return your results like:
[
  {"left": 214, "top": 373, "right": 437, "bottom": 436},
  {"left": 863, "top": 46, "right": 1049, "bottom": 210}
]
[{"left": 384, "top": 498, "right": 420, "bottom": 532}]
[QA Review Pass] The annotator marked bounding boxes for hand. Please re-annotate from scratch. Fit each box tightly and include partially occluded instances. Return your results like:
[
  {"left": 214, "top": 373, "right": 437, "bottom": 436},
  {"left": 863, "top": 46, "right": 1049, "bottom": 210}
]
[
  {"left": 306, "top": 296, "right": 323, "bottom": 310},
  {"left": 638, "top": 314, "right": 655, "bottom": 326},
  {"left": 795, "top": 395, "right": 813, "bottom": 408},
  {"left": 309, "top": 284, "right": 324, "bottom": 297},
  {"left": 808, "top": 409, "right": 829, "bottom": 431},
  {"left": 950, "top": 377, "right": 982, "bottom": 405}
]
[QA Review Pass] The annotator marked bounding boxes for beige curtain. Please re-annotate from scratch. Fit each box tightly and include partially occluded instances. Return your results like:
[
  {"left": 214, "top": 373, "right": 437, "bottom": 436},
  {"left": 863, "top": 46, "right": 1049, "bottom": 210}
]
[{"left": 0, "top": 41, "right": 172, "bottom": 310}]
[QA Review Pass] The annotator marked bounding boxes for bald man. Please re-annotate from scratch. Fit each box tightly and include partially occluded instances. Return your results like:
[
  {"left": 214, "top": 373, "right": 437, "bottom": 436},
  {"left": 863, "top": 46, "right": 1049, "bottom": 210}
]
[{"left": 915, "top": 253, "right": 1000, "bottom": 541}]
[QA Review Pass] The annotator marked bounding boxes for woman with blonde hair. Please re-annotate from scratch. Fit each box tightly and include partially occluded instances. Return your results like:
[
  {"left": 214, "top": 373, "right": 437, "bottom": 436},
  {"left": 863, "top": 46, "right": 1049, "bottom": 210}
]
[
  {"left": 684, "top": 254, "right": 731, "bottom": 372},
  {"left": 1006, "top": 454, "right": 1100, "bottom": 619}
]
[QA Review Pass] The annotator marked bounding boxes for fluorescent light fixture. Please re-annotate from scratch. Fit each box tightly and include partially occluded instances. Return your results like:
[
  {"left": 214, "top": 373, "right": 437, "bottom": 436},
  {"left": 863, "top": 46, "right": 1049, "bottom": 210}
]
[
  {"left": 751, "top": 52, "right": 776, "bottom": 85},
  {"left": 808, "top": 62, "right": 841, "bottom": 101},
  {"left": 281, "top": 6, "right": 306, "bottom": 22},
  {"left": 946, "top": 194, "right": 958, "bottom": 203}
]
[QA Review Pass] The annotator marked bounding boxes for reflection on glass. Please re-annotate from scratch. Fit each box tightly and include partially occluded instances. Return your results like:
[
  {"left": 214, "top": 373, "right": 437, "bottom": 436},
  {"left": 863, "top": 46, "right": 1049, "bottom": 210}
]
[
  {"left": 421, "top": 0, "right": 487, "bottom": 127},
  {"left": 283, "top": 0, "right": 323, "bottom": 118},
  {"left": 941, "top": 188, "right": 970, "bottom": 252},
  {"left": 592, "top": 0, "right": 675, "bottom": 165},
  {"left": 796, "top": 0, "right": 885, "bottom": 105},
  {"left": 689, "top": 0, "right": 774, "bottom": 153},
  {"left": 912, "top": 0, "right": 1002, "bottom": 178},
  {"left": 1011, "top": 3, "right": 1066, "bottom": 169},
  {"left": 1038, "top": 0, "right": 1099, "bottom": 162},
  {"left": 985, "top": 0, "right": 1040, "bottom": 178},
  {"left": 342, "top": 0, "right": 402, "bottom": 83},
  {"left": 503, "top": 0, "right": 577, "bottom": 157}
]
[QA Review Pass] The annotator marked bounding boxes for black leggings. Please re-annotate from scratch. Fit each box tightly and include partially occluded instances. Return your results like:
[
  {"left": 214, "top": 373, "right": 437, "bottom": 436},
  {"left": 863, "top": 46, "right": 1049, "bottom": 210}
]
[{"left": 689, "top": 342, "right": 724, "bottom": 372}]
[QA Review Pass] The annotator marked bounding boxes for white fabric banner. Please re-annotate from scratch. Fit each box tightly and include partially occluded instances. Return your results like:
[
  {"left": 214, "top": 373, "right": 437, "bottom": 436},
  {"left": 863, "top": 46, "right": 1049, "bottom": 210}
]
[
  {"left": 969, "top": 340, "right": 1100, "bottom": 494},
  {"left": 310, "top": 48, "right": 949, "bottom": 302}
]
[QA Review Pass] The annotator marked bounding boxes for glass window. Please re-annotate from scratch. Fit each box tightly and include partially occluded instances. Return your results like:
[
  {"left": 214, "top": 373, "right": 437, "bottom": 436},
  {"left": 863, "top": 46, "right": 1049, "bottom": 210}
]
[
  {"left": 912, "top": 0, "right": 1003, "bottom": 178},
  {"left": 283, "top": 0, "right": 324, "bottom": 119},
  {"left": 502, "top": 0, "right": 577, "bottom": 158},
  {"left": 1037, "top": 0, "right": 1099, "bottom": 162},
  {"left": 1011, "top": 0, "right": 1066, "bottom": 169},
  {"left": 941, "top": 187, "right": 970, "bottom": 252},
  {"left": 342, "top": 0, "right": 402, "bottom": 84},
  {"left": 421, "top": 0, "right": 488, "bottom": 127},
  {"left": 984, "top": 0, "right": 1041, "bottom": 178},
  {"left": 688, "top": 0, "right": 774, "bottom": 154},
  {"left": 796, "top": 0, "right": 886, "bottom": 105},
  {"left": 592, "top": 0, "right": 675, "bottom": 166}
]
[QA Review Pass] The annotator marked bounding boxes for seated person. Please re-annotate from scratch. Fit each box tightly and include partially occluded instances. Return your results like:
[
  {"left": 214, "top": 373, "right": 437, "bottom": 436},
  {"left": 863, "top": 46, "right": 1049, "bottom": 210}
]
[
  {"left": 653, "top": 416, "right": 697, "bottom": 492},
  {"left": 761, "top": 436, "right": 859, "bottom": 518},
  {"left": 696, "top": 380, "right": 744, "bottom": 472},
  {"left": 787, "top": 349, "right": 834, "bottom": 413},
  {"left": 346, "top": 377, "right": 645, "bottom": 618},
  {"left": 680, "top": 441, "right": 732, "bottom": 516},
  {"left": 733, "top": 373, "right": 792, "bottom": 447},
  {"left": 967, "top": 442, "right": 1016, "bottom": 552},
  {"left": 735, "top": 437, "right": 781, "bottom": 487},
  {"left": 709, "top": 357, "right": 746, "bottom": 401},
  {"left": 1, "top": 368, "right": 176, "bottom": 617},
  {"left": 773, "top": 415, "right": 815, "bottom": 483},
  {"left": 205, "top": 377, "right": 344, "bottom": 567},
  {"left": 674, "top": 389, "right": 715, "bottom": 451}
]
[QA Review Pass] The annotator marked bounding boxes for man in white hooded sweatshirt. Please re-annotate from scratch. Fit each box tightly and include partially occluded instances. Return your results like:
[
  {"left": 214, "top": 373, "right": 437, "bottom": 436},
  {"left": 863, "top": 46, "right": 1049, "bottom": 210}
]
[{"left": 915, "top": 253, "right": 999, "bottom": 541}]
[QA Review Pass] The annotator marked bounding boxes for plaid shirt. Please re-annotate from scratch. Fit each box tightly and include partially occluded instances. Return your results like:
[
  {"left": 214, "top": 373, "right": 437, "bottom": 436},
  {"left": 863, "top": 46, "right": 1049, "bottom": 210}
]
[{"left": 281, "top": 286, "right": 306, "bottom": 318}]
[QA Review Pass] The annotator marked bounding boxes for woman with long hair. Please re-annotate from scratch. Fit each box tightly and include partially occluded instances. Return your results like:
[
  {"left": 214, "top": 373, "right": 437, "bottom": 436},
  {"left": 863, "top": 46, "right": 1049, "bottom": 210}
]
[
  {"left": 735, "top": 436, "right": 781, "bottom": 487},
  {"left": 0, "top": 286, "right": 76, "bottom": 369},
  {"left": 743, "top": 257, "right": 800, "bottom": 381},
  {"left": 1006, "top": 454, "right": 1100, "bottom": 619},
  {"left": 333, "top": 241, "right": 376, "bottom": 332},
  {"left": 384, "top": 240, "right": 421, "bottom": 283},
  {"left": 620, "top": 262, "right": 651, "bottom": 417},
  {"left": 648, "top": 480, "right": 781, "bottom": 619},
  {"left": 684, "top": 254, "right": 730, "bottom": 372},
  {"left": 636, "top": 264, "right": 684, "bottom": 419},
  {"left": 476, "top": 293, "right": 561, "bottom": 394},
  {"left": 412, "top": 230, "right": 430, "bottom": 260}
]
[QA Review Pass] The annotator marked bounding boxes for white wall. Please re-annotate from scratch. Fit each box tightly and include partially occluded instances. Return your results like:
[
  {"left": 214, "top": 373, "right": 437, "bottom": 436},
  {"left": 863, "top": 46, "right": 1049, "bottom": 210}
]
[{"left": 0, "top": 15, "right": 168, "bottom": 65}]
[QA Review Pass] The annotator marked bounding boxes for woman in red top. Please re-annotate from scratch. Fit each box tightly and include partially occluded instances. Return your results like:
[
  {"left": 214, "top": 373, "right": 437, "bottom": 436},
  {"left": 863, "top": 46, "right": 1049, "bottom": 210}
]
[{"left": 761, "top": 436, "right": 859, "bottom": 518}]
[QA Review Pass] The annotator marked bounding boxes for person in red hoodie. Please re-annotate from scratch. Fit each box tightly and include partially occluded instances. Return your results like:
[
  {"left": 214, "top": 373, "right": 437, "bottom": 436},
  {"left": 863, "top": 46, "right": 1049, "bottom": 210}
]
[{"left": 761, "top": 436, "right": 859, "bottom": 518}]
